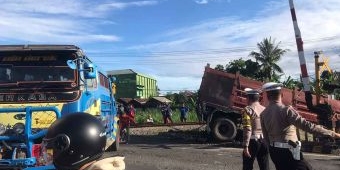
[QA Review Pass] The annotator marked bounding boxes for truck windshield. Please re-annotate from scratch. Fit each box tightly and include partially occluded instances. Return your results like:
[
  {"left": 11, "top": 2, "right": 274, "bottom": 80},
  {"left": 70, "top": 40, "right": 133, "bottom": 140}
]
[
  {"left": 0, "top": 51, "right": 76, "bottom": 86},
  {"left": 0, "top": 66, "right": 74, "bottom": 83}
]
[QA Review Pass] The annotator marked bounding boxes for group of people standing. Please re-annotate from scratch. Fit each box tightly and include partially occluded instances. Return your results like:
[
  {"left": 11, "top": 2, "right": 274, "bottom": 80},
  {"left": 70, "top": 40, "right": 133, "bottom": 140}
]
[
  {"left": 117, "top": 102, "right": 190, "bottom": 125},
  {"left": 242, "top": 82, "right": 340, "bottom": 170},
  {"left": 118, "top": 104, "right": 136, "bottom": 141},
  {"left": 161, "top": 103, "right": 190, "bottom": 124}
]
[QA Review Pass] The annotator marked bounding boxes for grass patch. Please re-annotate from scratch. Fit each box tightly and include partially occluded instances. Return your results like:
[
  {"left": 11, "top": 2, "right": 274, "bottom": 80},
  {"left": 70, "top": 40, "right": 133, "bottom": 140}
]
[{"left": 134, "top": 108, "right": 199, "bottom": 124}]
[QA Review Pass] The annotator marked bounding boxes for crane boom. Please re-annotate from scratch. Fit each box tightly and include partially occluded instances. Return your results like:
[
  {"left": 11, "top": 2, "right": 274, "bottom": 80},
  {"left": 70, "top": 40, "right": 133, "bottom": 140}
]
[{"left": 288, "top": 0, "right": 313, "bottom": 109}]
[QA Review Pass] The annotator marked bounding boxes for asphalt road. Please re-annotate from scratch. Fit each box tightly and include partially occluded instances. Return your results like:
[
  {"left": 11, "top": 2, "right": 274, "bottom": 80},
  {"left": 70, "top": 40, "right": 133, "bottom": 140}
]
[{"left": 105, "top": 135, "right": 340, "bottom": 170}]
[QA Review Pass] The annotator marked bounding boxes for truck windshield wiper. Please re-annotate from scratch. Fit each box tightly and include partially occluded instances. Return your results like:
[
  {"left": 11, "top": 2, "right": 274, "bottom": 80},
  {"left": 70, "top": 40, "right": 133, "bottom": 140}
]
[
  {"left": 0, "top": 81, "right": 49, "bottom": 88},
  {"left": 33, "top": 81, "right": 58, "bottom": 89},
  {"left": 0, "top": 81, "right": 24, "bottom": 87},
  {"left": 0, "top": 81, "right": 73, "bottom": 89}
]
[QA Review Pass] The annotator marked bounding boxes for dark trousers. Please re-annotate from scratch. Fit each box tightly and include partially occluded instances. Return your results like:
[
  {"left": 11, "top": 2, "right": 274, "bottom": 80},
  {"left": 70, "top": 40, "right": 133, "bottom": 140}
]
[
  {"left": 269, "top": 146, "right": 313, "bottom": 170},
  {"left": 243, "top": 139, "right": 269, "bottom": 170},
  {"left": 180, "top": 115, "right": 187, "bottom": 122},
  {"left": 163, "top": 114, "right": 173, "bottom": 124}
]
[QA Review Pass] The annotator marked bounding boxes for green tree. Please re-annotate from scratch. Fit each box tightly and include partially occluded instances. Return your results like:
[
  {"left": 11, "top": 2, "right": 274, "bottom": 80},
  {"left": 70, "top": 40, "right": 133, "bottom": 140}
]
[
  {"left": 320, "top": 70, "right": 340, "bottom": 94},
  {"left": 249, "top": 37, "right": 288, "bottom": 81},
  {"left": 215, "top": 64, "right": 225, "bottom": 71},
  {"left": 224, "top": 58, "right": 262, "bottom": 80},
  {"left": 164, "top": 91, "right": 198, "bottom": 110},
  {"left": 281, "top": 75, "right": 302, "bottom": 90},
  {"left": 244, "top": 59, "right": 262, "bottom": 80},
  {"left": 334, "top": 89, "right": 340, "bottom": 100},
  {"left": 225, "top": 58, "right": 246, "bottom": 74}
]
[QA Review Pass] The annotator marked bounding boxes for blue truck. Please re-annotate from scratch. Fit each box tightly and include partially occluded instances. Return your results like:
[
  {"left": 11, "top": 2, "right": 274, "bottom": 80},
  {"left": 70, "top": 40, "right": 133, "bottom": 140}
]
[{"left": 0, "top": 45, "right": 120, "bottom": 169}]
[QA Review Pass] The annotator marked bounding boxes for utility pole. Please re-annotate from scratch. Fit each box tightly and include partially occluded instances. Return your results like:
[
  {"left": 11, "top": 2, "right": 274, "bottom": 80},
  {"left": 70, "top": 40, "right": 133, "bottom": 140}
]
[
  {"left": 314, "top": 51, "right": 333, "bottom": 104},
  {"left": 288, "top": 0, "right": 313, "bottom": 108},
  {"left": 314, "top": 51, "right": 323, "bottom": 105}
]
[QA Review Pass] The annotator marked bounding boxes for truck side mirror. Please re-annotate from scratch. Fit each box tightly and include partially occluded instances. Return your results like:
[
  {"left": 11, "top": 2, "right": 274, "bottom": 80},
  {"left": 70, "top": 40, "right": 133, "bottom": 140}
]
[
  {"left": 84, "top": 63, "right": 97, "bottom": 79},
  {"left": 67, "top": 60, "right": 77, "bottom": 70}
]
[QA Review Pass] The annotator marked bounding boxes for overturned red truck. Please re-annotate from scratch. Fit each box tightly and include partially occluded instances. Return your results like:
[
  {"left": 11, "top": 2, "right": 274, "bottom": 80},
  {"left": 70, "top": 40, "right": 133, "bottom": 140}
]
[{"left": 196, "top": 64, "right": 340, "bottom": 149}]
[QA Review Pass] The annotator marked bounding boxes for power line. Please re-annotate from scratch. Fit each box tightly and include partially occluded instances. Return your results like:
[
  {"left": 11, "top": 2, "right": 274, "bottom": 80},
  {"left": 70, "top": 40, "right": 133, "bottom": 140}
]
[
  {"left": 88, "top": 47, "right": 255, "bottom": 57},
  {"left": 86, "top": 35, "right": 340, "bottom": 57},
  {"left": 83, "top": 35, "right": 340, "bottom": 67},
  {"left": 94, "top": 54, "right": 247, "bottom": 65},
  {"left": 89, "top": 46, "right": 340, "bottom": 65},
  {"left": 92, "top": 46, "right": 338, "bottom": 61}
]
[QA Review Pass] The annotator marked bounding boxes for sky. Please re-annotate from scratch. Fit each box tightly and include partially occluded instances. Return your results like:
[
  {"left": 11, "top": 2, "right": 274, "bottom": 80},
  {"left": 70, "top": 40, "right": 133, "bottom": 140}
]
[{"left": 1, "top": 0, "right": 340, "bottom": 94}]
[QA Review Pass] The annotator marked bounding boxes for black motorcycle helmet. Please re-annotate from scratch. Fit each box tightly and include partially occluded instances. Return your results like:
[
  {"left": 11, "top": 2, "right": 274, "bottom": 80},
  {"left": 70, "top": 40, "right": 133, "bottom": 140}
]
[{"left": 42, "top": 112, "right": 106, "bottom": 170}]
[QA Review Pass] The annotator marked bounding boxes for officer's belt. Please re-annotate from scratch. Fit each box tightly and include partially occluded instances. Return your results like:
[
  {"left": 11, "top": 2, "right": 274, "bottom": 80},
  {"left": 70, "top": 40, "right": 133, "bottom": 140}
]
[
  {"left": 250, "top": 134, "right": 263, "bottom": 140},
  {"left": 270, "top": 142, "right": 290, "bottom": 148}
]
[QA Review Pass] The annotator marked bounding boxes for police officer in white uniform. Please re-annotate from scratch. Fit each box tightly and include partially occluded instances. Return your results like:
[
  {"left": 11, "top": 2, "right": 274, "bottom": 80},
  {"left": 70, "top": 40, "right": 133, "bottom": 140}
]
[
  {"left": 260, "top": 82, "right": 340, "bottom": 170},
  {"left": 242, "top": 88, "right": 269, "bottom": 170}
]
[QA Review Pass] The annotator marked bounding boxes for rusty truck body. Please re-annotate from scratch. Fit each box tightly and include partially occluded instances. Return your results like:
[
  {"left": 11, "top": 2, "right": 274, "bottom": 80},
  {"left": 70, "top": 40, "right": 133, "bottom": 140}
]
[{"left": 197, "top": 64, "right": 340, "bottom": 144}]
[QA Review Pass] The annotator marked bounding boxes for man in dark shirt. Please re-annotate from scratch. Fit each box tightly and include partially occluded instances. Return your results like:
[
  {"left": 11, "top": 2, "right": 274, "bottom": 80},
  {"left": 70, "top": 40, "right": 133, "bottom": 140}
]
[
  {"left": 161, "top": 103, "right": 173, "bottom": 124},
  {"left": 179, "top": 103, "right": 189, "bottom": 123}
]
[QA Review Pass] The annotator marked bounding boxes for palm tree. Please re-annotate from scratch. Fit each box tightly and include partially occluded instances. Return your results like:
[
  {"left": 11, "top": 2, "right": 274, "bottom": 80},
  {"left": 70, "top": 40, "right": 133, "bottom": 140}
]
[
  {"left": 281, "top": 75, "right": 302, "bottom": 90},
  {"left": 249, "top": 37, "right": 288, "bottom": 81}
]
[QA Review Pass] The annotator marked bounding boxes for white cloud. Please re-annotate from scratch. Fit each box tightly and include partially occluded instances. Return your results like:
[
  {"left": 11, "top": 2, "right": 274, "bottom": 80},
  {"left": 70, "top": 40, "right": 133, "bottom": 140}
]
[
  {"left": 1, "top": 0, "right": 339, "bottom": 92},
  {"left": 0, "top": 0, "right": 158, "bottom": 43},
  {"left": 0, "top": 0, "right": 100, "bottom": 18},
  {"left": 98, "top": 1, "right": 158, "bottom": 10},
  {"left": 154, "top": 76, "right": 201, "bottom": 94},
  {"left": 195, "top": 0, "right": 209, "bottom": 4},
  {"left": 0, "top": 12, "right": 120, "bottom": 43},
  {"left": 126, "top": 0, "right": 340, "bottom": 90},
  {"left": 0, "top": 0, "right": 158, "bottom": 18},
  {"left": 194, "top": 0, "right": 227, "bottom": 4}
]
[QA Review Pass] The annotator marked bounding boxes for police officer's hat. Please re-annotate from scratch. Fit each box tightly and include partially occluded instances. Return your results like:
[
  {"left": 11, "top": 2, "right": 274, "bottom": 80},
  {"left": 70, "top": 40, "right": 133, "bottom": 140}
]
[
  {"left": 244, "top": 88, "right": 260, "bottom": 95},
  {"left": 262, "top": 82, "right": 283, "bottom": 92}
]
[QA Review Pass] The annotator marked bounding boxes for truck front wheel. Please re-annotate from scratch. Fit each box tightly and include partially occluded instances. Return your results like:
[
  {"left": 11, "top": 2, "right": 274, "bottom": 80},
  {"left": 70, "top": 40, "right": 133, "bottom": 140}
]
[
  {"left": 106, "top": 124, "right": 120, "bottom": 151},
  {"left": 212, "top": 118, "right": 237, "bottom": 142}
]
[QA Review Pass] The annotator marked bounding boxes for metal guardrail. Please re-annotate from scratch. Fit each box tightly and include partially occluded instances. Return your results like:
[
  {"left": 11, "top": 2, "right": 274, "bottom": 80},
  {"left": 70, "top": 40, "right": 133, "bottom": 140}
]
[{"left": 0, "top": 106, "right": 61, "bottom": 167}]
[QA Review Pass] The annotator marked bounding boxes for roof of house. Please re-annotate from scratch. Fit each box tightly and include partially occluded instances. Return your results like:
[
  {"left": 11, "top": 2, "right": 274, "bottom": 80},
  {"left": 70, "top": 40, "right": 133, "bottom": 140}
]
[
  {"left": 151, "top": 96, "right": 172, "bottom": 103},
  {"left": 107, "top": 69, "right": 136, "bottom": 75},
  {"left": 117, "top": 98, "right": 133, "bottom": 104},
  {"left": 132, "top": 98, "right": 149, "bottom": 104},
  {"left": 107, "top": 69, "right": 156, "bottom": 80}
]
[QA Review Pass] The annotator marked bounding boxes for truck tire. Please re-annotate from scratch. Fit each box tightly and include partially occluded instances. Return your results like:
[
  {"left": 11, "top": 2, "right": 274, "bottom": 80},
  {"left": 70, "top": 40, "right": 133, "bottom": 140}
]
[
  {"left": 212, "top": 118, "right": 237, "bottom": 142},
  {"left": 112, "top": 129, "right": 120, "bottom": 151},
  {"left": 107, "top": 125, "right": 120, "bottom": 151}
]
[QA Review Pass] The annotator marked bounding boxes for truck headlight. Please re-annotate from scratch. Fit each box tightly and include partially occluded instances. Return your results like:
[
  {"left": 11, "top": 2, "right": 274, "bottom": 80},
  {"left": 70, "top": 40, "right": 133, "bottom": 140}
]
[
  {"left": 0, "top": 123, "right": 6, "bottom": 135},
  {"left": 13, "top": 123, "right": 25, "bottom": 135}
]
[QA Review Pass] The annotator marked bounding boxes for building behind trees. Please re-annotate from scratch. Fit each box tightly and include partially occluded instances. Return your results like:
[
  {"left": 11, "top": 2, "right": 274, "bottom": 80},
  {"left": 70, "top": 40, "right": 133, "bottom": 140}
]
[{"left": 107, "top": 69, "right": 158, "bottom": 99}]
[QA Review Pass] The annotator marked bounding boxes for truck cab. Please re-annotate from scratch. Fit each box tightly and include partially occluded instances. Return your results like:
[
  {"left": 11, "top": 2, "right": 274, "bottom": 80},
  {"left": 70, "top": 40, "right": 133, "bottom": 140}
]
[{"left": 0, "top": 45, "right": 119, "bottom": 169}]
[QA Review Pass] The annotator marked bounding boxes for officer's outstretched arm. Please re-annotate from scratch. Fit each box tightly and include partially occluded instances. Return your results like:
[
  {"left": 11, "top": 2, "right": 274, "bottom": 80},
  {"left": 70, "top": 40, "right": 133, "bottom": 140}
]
[
  {"left": 334, "top": 133, "right": 340, "bottom": 138},
  {"left": 286, "top": 106, "right": 337, "bottom": 138}
]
